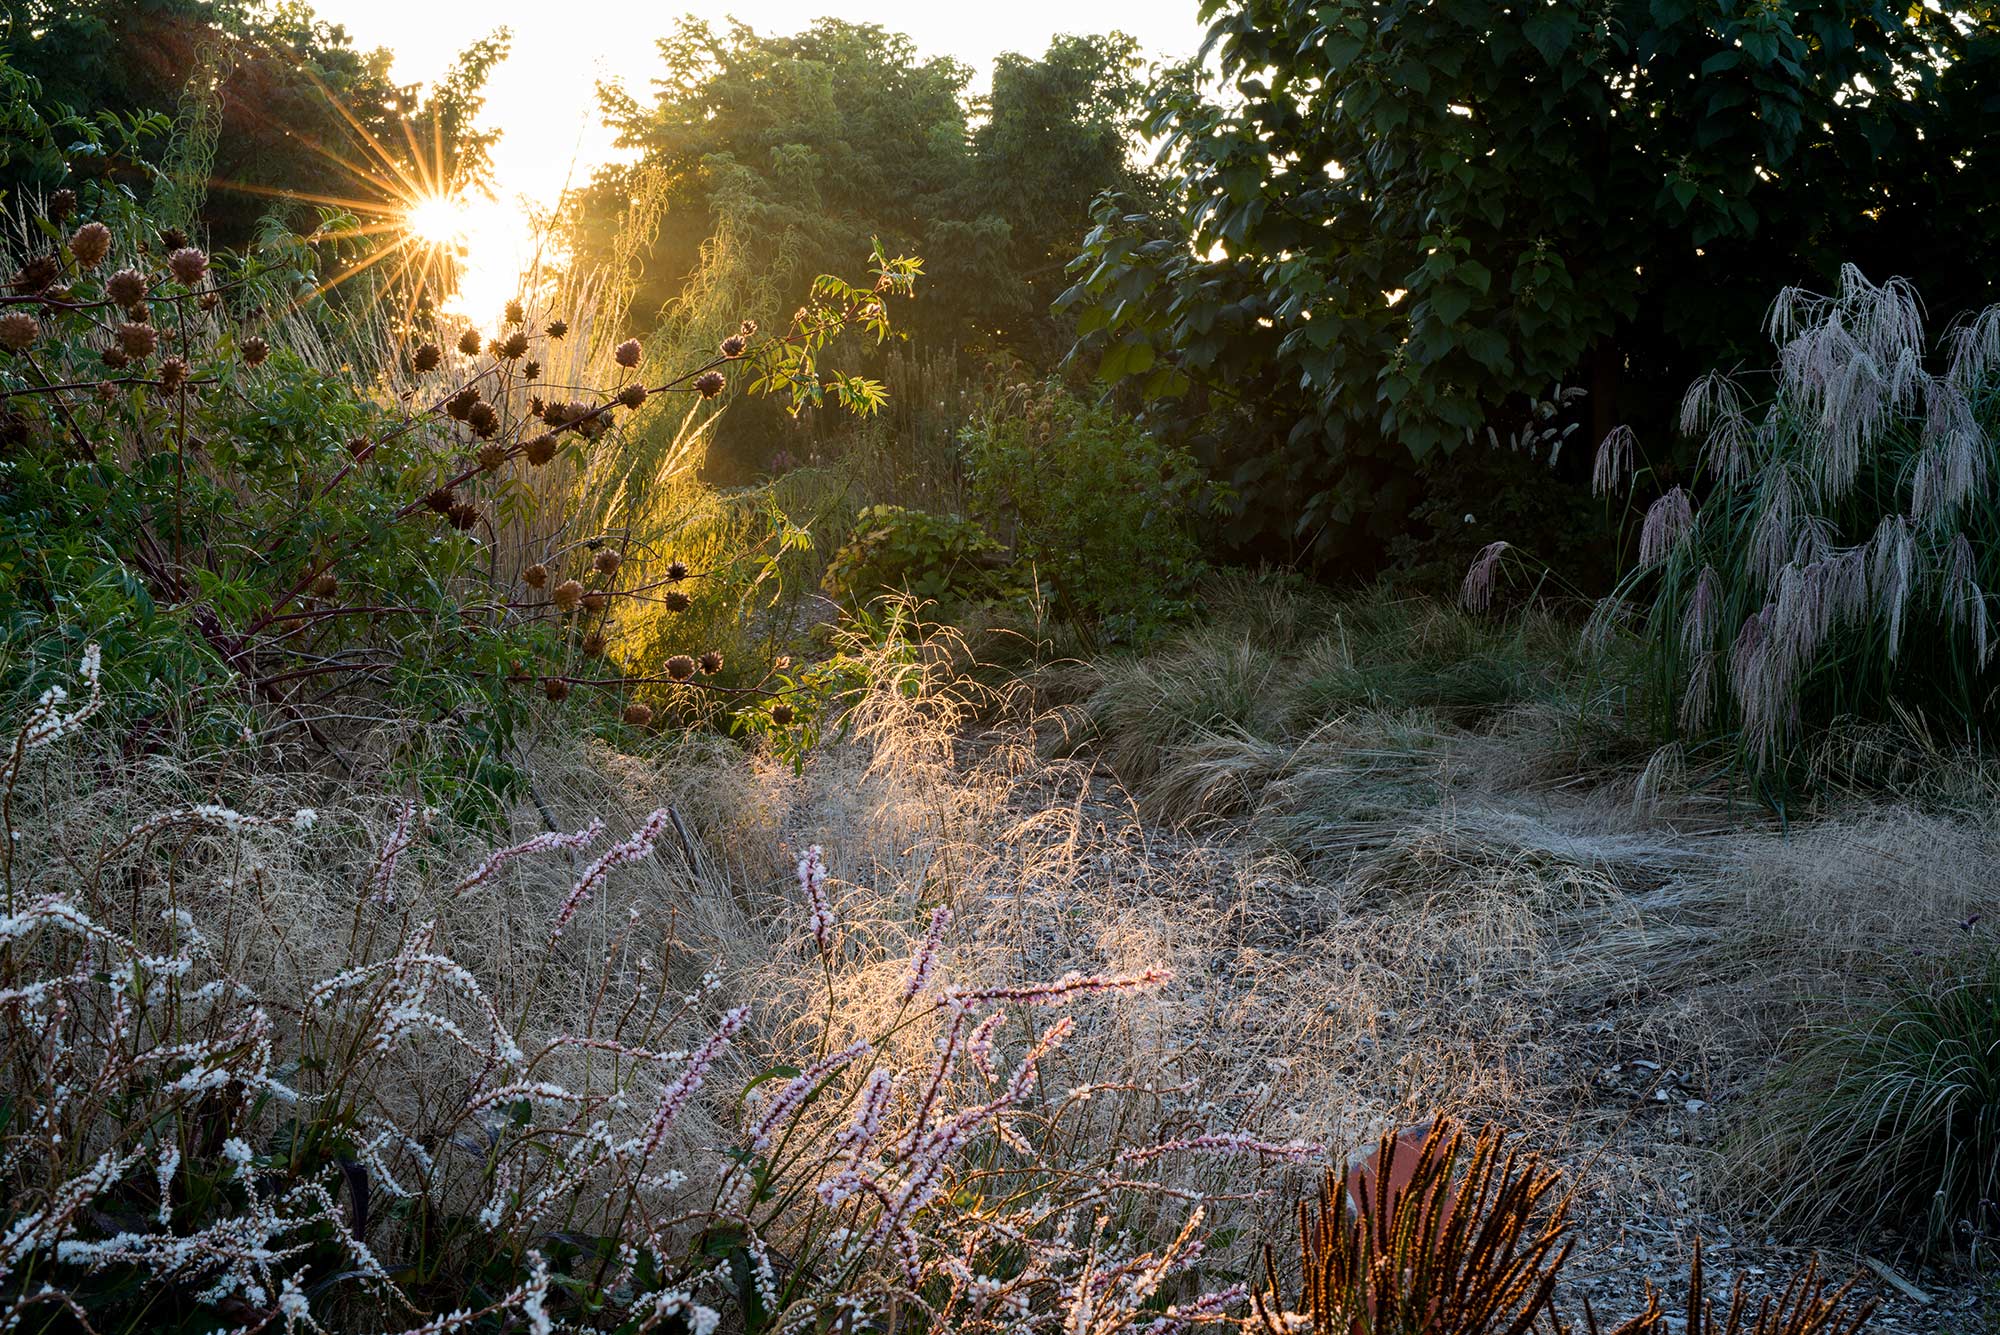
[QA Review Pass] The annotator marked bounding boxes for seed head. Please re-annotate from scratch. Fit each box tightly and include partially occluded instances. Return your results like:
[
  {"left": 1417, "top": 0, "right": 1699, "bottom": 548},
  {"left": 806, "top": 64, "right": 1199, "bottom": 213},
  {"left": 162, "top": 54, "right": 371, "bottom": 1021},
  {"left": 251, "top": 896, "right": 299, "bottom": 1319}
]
[
  {"left": 199, "top": 291, "right": 220, "bottom": 311},
  {"left": 467, "top": 401, "right": 501, "bottom": 438},
  {"left": 528, "top": 395, "right": 546, "bottom": 416},
  {"left": 477, "top": 441, "right": 507, "bottom": 471},
  {"left": 448, "top": 501, "right": 481, "bottom": 530},
  {"left": 241, "top": 336, "right": 270, "bottom": 366},
  {"left": 618, "top": 382, "right": 646, "bottom": 409},
  {"left": 458, "top": 328, "right": 483, "bottom": 356},
  {"left": 160, "top": 227, "right": 189, "bottom": 251},
  {"left": 499, "top": 330, "right": 529, "bottom": 359},
  {"left": 157, "top": 355, "right": 189, "bottom": 391},
  {"left": 106, "top": 269, "right": 147, "bottom": 307},
  {"left": 582, "top": 632, "right": 607, "bottom": 656},
  {"left": 523, "top": 563, "right": 549, "bottom": 589},
  {"left": 13, "top": 253, "right": 58, "bottom": 293},
  {"left": 524, "top": 433, "right": 558, "bottom": 466},
  {"left": 663, "top": 591, "right": 691, "bottom": 613},
  {"left": 167, "top": 247, "right": 209, "bottom": 286},
  {"left": 505, "top": 298, "right": 525, "bottom": 324},
  {"left": 614, "top": 338, "right": 642, "bottom": 368},
  {"left": 666, "top": 560, "right": 688, "bottom": 581},
  {"left": 70, "top": 221, "right": 113, "bottom": 269},
  {"left": 424, "top": 487, "right": 457, "bottom": 514},
  {"left": 523, "top": 360, "right": 541, "bottom": 381},
  {"left": 581, "top": 591, "right": 609, "bottom": 612},
  {"left": 117, "top": 322, "right": 158, "bottom": 358},
  {"left": 412, "top": 343, "right": 442, "bottom": 373},
  {"left": 593, "top": 549, "right": 622, "bottom": 575},
  {"left": 0, "top": 312, "right": 40, "bottom": 352},
  {"left": 740, "top": 319, "right": 758, "bottom": 336},
  {"left": 309, "top": 572, "right": 339, "bottom": 598},
  {"left": 665, "top": 654, "right": 696, "bottom": 682},
  {"left": 693, "top": 371, "right": 726, "bottom": 399},
  {"left": 622, "top": 702, "right": 653, "bottom": 726},
  {"left": 771, "top": 703, "right": 795, "bottom": 726},
  {"left": 720, "top": 334, "right": 747, "bottom": 357},
  {"left": 552, "top": 579, "right": 584, "bottom": 611},
  {"left": 544, "top": 678, "right": 570, "bottom": 702},
  {"left": 101, "top": 346, "right": 129, "bottom": 369},
  {"left": 48, "top": 188, "right": 76, "bottom": 221},
  {"left": 545, "top": 318, "right": 568, "bottom": 339},
  {"left": 698, "top": 650, "right": 723, "bottom": 675}
]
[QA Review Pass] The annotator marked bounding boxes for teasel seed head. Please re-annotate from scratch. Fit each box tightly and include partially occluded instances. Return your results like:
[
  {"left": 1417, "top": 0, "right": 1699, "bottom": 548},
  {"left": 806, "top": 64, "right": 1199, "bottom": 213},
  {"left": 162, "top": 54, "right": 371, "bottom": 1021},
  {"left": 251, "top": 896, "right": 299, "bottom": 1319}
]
[
  {"left": 523, "top": 360, "right": 541, "bottom": 381},
  {"left": 160, "top": 227, "right": 189, "bottom": 252},
  {"left": 241, "top": 336, "right": 270, "bottom": 366},
  {"left": 618, "top": 382, "right": 646, "bottom": 409},
  {"left": 694, "top": 371, "right": 726, "bottom": 399},
  {"left": 622, "top": 702, "right": 653, "bottom": 726},
  {"left": 412, "top": 342, "right": 442, "bottom": 373},
  {"left": 614, "top": 338, "right": 642, "bottom": 368},
  {"left": 458, "top": 327, "right": 483, "bottom": 356},
  {"left": 0, "top": 312, "right": 40, "bottom": 352},
  {"left": 663, "top": 591, "right": 691, "bottom": 613},
  {"left": 309, "top": 571, "right": 339, "bottom": 598},
  {"left": 545, "top": 317, "right": 568, "bottom": 339},
  {"left": 48, "top": 188, "right": 75, "bottom": 221},
  {"left": 70, "top": 221, "right": 113, "bottom": 269},
  {"left": 505, "top": 298, "right": 525, "bottom": 324},
  {"left": 424, "top": 487, "right": 457, "bottom": 514},
  {"left": 665, "top": 654, "right": 696, "bottom": 682},
  {"left": 582, "top": 631, "right": 607, "bottom": 657},
  {"left": 523, "top": 433, "right": 558, "bottom": 466},
  {"left": 346, "top": 437, "right": 373, "bottom": 461},
  {"left": 528, "top": 394, "right": 545, "bottom": 416},
  {"left": 167, "top": 247, "right": 209, "bottom": 286},
  {"left": 720, "top": 334, "right": 747, "bottom": 358},
  {"left": 447, "top": 501, "right": 481, "bottom": 531},
  {"left": 544, "top": 678, "right": 570, "bottom": 702},
  {"left": 100, "top": 345, "right": 129, "bottom": 369},
  {"left": 552, "top": 579, "right": 584, "bottom": 611},
  {"left": 523, "top": 563, "right": 549, "bottom": 589},
  {"left": 593, "top": 549, "right": 622, "bottom": 575},
  {"left": 467, "top": 401, "right": 501, "bottom": 438},
  {"left": 117, "top": 321, "right": 158, "bottom": 358},
  {"left": 13, "top": 253, "right": 59, "bottom": 293},
  {"left": 493, "top": 330, "right": 526, "bottom": 360},
  {"left": 698, "top": 650, "right": 724, "bottom": 676}
]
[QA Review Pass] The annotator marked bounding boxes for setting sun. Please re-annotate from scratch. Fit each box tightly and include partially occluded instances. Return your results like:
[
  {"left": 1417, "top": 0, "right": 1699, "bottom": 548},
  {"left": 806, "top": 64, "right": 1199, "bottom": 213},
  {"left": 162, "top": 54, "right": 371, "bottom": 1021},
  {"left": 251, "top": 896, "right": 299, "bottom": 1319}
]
[{"left": 405, "top": 193, "right": 469, "bottom": 245}]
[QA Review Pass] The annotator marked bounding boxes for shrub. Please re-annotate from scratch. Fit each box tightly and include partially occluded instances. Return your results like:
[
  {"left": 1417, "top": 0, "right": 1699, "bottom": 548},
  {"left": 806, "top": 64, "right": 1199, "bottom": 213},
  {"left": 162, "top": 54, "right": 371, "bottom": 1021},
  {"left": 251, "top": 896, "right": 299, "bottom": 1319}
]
[
  {"left": 821, "top": 504, "right": 1022, "bottom": 610},
  {"left": 962, "top": 382, "right": 1204, "bottom": 644},
  {"left": 1589, "top": 266, "right": 2000, "bottom": 778},
  {"left": 1738, "top": 966, "right": 2000, "bottom": 1254}
]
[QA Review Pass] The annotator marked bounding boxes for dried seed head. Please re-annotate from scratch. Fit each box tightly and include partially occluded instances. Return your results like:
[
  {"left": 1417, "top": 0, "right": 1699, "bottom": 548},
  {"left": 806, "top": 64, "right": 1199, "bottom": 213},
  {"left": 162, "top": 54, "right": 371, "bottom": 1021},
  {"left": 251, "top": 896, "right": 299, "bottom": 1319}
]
[
  {"left": 412, "top": 342, "right": 442, "bottom": 373},
  {"left": 309, "top": 572, "right": 339, "bottom": 598},
  {"left": 593, "top": 549, "right": 622, "bottom": 575},
  {"left": 618, "top": 382, "right": 646, "bottom": 409},
  {"left": 500, "top": 329, "right": 529, "bottom": 360},
  {"left": 582, "top": 632, "right": 607, "bottom": 656},
  {"left": 476, "top": 441, "right": 508, "bottom": 471},
  {"left": 448, "top": 501, "right": 481, "bottom": 531},
  {"left": 13, "top": 253, "right": 58, "bottom": 293},
  {"left": 523, "top": 563, "right": 549, "bottom": 589},
  {"left": 523, "top": 360, "right": 541, "bottom": 381},
  {"left": 614, "top": 338, "right": 642, "bottom": 368},
  {"left": 458, "top": 328, "right": 483, "bottom": 356},
  {"left": 663, "top": 591, "right": 691, "bottom": 613},
  {"left": 720, "top": 334, "right": 747, "bottom": 358},
  {"left": 424, "top": 487, "right": 457, "bottom": 514},
  {"left": 666, "top": 560, "right": 688, "bottom": 582},
  {"left": 552, "top": 578, "right": 584, "bottom": 611},
  {"left": 740, "top": 318, "right": 759, "bottom": 336},
  {"left": 157, "top": 355, "right": 189, "bottom": 391},
  {"left": 528, "top": 394, "right": 546, "bottom": 416},
  {"left": 505, "top": 298, "right": 525, "bottom": 324},
  {"left": 693, "top": 371, "right": 726, "bottom": 399},
  {"left": 523, "top": 433, "right": 558, "bottom": 466},
  {"left": 698, "top": 650, "right": 723, "bottom": 675},
  {"left": 467, "top": 401, "right": 501, "bottom": 438},
  {"left": 100, "top": 345, "right": 129, "bottom": 369},
  {"left": 665, "top": 654, "right": 696, "bottom": 682},
  {"left": 544, "top": 678, "right": 570, "bottom": 702},
  {"left": 106, "top": 268, "right": 147, "bottom": 307},
  {"left": 346, "top": 437, "right": 373, "bottom": 461},
  {"left": 0, "top": 312, "right": 40, "bottom": 352},
  {"left": 70, "top": 221, "right": 113, "bottom": 269},
  {"left": 580, "top": 591, "right": 609, "bottom": 612},
  {"left": 117, "top": 322, "right": 158, "bottom": 358},
  {"left": 160, "top": 227, "right": 189, "bottom": 251},
  {"left": 198, "top": 291, "right": 220, "bottom": 311},
  {"left": 167, "top": 247, "right": 209, "bottom": 286},
  {"left": 545, "top": 317, "right": 568, "bottom": 339},
  {"left": 622, "top": 702, "right": 653, "bottom": 726},
  {"left": 48, "top": 188, "right": 75, "bottom": 220},
  {"left": 771, "top": 703, "right": 795, "bottom": 726},
  {"left": 241, "top": 336, "right": 270, "bottom": 366},
  {"left": 446, "top": 385, "right": 481, "bottom": 420}
]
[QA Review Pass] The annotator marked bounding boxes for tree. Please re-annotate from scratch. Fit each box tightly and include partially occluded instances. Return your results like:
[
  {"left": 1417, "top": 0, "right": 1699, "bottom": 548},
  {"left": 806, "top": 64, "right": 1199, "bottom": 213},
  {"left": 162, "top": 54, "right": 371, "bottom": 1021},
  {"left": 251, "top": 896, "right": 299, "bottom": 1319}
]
[{"left": 1063, "top": 0, "right": 2000, "bottom": 565}]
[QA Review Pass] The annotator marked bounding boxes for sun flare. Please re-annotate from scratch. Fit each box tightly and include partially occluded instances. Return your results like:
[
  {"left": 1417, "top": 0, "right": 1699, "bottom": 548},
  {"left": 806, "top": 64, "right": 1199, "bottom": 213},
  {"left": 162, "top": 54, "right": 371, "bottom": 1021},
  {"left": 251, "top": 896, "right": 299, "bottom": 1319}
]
[{"left": 406, "top": 194, "right": 469, "bottom": 245}]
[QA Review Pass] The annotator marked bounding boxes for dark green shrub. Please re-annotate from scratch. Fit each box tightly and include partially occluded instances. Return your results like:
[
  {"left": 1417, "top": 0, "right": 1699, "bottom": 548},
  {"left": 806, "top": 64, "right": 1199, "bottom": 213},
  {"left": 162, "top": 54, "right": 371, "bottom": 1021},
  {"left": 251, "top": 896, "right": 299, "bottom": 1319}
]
[{"left": 821, "top": 504, "right": 1022, "bottom": 610}]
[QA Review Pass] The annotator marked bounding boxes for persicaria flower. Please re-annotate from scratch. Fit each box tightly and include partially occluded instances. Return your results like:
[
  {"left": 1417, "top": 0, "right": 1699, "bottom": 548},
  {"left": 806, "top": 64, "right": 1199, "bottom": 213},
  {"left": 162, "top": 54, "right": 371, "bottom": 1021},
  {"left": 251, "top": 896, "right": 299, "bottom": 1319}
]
[
  {"left": 117, "top": 321, "right": 158, "bottom": 358},
  {"left": 614, "top": 338, "right": 642, "bottom": 368},
  {"left": 551, "top": 579, "right": 584, "bottom": 611},
  {"left": 693, "top": 371, "right": 726, "bottom": 399},
  {"left": 903, "top": 906, "right": 951, "bottom": 1001},
  {"left": 70, "top": 221, "right": 112, "bottom": 268},
  {"left": 798, "top": 845, "right": 835, "bottom": 950},
  {"left": 0, "top": 312, "right": 40, "bottom": 351},
  {"left": 665, "top": 654, "right": 696, "bottom": 682},
  {"left": 106, "top": 268, "right": 148, "bottom": 307},
  {"left": 167, "top": 247, "right": 209, "bottom": 285}
]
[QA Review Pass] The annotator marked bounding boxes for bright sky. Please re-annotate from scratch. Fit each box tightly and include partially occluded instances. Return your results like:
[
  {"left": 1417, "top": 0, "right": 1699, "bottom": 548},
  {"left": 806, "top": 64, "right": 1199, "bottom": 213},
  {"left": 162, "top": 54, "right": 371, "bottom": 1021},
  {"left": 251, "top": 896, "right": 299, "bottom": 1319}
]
[{"left": 311, "top": 1, "right": 1209, "bottom": 320}]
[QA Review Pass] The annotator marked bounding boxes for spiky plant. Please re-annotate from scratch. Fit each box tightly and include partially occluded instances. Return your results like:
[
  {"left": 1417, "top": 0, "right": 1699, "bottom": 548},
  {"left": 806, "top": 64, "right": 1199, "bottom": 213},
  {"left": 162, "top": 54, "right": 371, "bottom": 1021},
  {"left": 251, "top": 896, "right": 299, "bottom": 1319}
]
[{"left": 1681, "top": 1244, "right": 1873, "bottom": 1335}]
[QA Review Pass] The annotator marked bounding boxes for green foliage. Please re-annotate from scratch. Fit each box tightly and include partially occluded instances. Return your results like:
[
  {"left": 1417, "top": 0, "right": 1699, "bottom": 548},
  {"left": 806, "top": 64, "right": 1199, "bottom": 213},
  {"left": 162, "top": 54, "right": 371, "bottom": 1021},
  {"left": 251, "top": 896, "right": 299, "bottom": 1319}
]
[
  {"left": 822, "top": 505, "right": 1020, "bottom": 611},
  {"left": 1743, "top": 965, "right": 2000, "bottom": 1255},
  {"left": 961, "top": 382, "right": 1205, "bottom": 644},
  {"left": 1063, "top": 0, "right": 2000, "bottom": 564}
]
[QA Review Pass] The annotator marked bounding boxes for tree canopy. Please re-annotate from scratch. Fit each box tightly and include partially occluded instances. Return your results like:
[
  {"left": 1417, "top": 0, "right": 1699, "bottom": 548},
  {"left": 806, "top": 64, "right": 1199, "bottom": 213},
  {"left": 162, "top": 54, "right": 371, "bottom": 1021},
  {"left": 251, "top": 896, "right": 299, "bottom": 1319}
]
[{"left": 1064, "top": 0, "right": 2000, "bottom": 563}]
